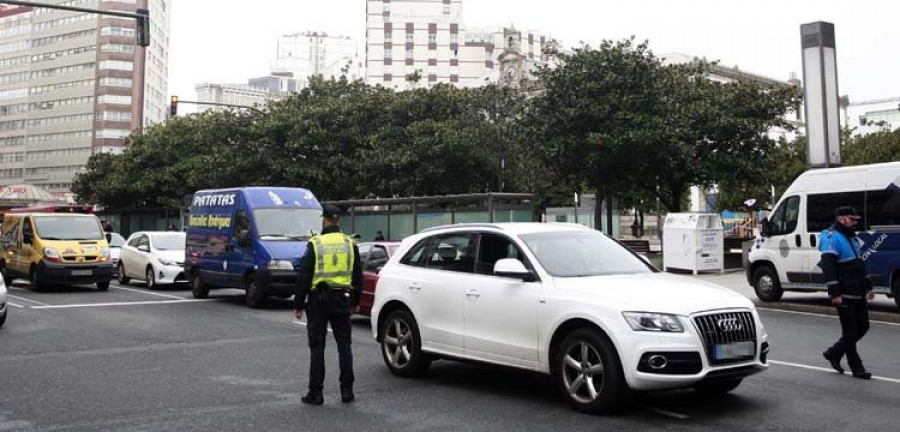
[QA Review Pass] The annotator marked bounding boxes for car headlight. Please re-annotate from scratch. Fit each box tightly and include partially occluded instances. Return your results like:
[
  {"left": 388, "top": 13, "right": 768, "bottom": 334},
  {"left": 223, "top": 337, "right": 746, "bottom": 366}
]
[
  {"left": 159, "top": 259, "right": 179, "bottom": 267},
  {"left": 43, "top": 247, "right": 60, "bottom": 258},
  {"left": 622, "top": 312, "right": 684, "bottom": 332},
  {"left": 268, "top": 260, "right": 294, "bottom": 270}
]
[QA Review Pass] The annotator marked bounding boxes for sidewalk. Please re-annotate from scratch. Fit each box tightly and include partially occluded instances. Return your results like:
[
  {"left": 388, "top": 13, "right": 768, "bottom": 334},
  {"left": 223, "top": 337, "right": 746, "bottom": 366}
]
[{"left": 689, "top": 270, "right": 900, "bottom": 322}]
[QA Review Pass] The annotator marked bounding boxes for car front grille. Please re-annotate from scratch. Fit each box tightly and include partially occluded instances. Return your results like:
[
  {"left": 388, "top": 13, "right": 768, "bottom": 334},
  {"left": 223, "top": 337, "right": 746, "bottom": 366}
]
[{"left": 693, "top": 311, "right": 757, "bottom": 365}]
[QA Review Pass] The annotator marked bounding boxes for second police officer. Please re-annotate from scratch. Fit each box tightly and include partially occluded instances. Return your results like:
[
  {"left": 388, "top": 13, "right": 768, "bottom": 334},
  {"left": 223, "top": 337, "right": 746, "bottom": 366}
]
[{"left": 294, "top": 204, "right": 363, "bottom": 404}]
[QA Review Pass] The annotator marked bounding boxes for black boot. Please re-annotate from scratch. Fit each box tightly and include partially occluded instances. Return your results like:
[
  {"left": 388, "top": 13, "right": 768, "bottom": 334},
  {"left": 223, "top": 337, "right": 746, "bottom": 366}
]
[
  {"left": 852, "top": 370, "right": 872, "bottom": 379},
  {"left": 822, "top": 350, "right": 844, "bottom": 374},
  {"left": 341, "top": 388, "right": 355, "bottom": 403},
  {"left": 302, "top": 392, "right": 324, "bottom": 405}
]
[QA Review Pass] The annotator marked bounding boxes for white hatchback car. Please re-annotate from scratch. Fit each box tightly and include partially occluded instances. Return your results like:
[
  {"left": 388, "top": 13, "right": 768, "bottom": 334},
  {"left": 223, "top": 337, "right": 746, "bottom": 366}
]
[
  {"left": 372, "top": 223, "right": 769, "bottom": 414},
  {"left": 118, "top": 232, "right": 187, "bottom": 289}
]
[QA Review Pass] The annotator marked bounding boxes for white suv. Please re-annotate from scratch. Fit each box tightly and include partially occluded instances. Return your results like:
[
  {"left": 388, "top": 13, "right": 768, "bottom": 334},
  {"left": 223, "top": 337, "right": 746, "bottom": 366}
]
[{"left": 372, "top": 223, "right": 769, "bottom": 414}]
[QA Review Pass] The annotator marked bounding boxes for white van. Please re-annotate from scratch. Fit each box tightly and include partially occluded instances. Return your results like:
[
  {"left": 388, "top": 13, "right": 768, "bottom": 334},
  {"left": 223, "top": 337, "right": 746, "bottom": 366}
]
[{"left": 747, "top": 162, "right": 900, "bottom": 309}]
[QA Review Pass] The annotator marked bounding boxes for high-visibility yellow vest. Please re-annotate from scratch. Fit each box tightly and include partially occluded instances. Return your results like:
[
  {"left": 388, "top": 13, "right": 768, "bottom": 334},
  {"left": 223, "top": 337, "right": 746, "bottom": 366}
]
[{"left": 310, "top": 232, "right": 354, "bottom": 290}]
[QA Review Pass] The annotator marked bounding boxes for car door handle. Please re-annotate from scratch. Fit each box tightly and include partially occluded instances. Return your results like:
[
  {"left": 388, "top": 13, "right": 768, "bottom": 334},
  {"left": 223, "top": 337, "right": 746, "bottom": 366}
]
[
  {"left": 466, "top": 289, "right": 480, "bottom": 298},
  {"left": 794, "top": 234, "right": 801, "bottom": 248},
  {"left": 809, "top": 234, "right": 817, "bottom": 248},
  {"left": 408, "top": 282, "right": 422, "bottom": 291}
]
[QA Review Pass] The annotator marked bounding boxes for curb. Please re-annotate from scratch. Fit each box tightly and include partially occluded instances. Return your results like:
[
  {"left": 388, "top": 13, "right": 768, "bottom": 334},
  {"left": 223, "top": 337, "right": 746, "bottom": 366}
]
[{"left": 753, "top": 300, "right": 900, "bottom": 324}]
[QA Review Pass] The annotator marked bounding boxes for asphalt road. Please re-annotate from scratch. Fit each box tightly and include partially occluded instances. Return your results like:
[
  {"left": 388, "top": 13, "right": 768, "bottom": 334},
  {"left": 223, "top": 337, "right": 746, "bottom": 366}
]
[{"left": 1, "top": 278, "right": 899, "bottom": 431}]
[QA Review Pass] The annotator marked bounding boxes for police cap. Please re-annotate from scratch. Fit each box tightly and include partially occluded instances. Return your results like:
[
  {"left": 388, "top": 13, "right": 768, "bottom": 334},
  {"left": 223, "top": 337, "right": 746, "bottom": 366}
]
[{"left": 322, "top": 204, "right": 342, "bottom": 220}]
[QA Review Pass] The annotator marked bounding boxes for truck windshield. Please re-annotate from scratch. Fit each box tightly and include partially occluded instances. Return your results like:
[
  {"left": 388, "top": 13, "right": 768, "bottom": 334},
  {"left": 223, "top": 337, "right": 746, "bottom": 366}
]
[
  {"left": 254, "top": 208, "right": 321, "bottom": 240},
  {"left": 33, "top": 216, "right": 104, "bottom": 241}
]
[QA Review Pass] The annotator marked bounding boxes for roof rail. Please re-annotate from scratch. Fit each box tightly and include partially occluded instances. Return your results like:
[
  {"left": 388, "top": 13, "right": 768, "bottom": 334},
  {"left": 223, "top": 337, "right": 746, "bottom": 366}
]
[{"left": 420, "top": 223, "right": 505, "bottom": 233}]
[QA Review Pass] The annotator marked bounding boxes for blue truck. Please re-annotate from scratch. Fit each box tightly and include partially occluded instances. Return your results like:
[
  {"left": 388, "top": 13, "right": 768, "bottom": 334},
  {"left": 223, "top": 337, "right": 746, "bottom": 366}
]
[{"left": 186, "top": 187, "right": 322, "bottom": 308}]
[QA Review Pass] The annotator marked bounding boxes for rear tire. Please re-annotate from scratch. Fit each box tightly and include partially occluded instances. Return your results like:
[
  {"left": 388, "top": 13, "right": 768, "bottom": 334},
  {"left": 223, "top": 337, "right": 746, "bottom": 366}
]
[
  {"left": 0, "top": 311, "right": 6, "bottom": 328},
  {"left": 96, "top": 281, "right": 110, "bottom": 291},
  {"left": 554, "top": 328, "right": 626, "bottom": 414},
  {"left": 380, "top": 309, "right": 431, "bottom": 377},
  {"left": 694, "top": 378, "right": 743, "bottom": 394},
  {"left": 2, "top": 266, "right": 14, "bottom": 287},
  {"left": 753, "top": 266, "right": 783, "bottom": 302},
  {"left": 191, "top": 271, "right": 209, "bottom": 299},
  {"left": 244, "top": 274, "right": 265, "bottom": 309},
  {"left": 892, "top": 276, "right": 900, "bottom": 310},
  {"left": 117, "top": 262, "right": 130, "bottom": 285}
]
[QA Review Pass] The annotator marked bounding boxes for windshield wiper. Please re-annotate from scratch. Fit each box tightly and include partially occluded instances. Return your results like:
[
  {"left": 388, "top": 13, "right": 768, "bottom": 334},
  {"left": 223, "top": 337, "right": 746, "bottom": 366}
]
[
  {"left": 259, "top": 234, "right": 290, "bottom": 238},
  {"left": 286, "top": 235, "right": 310, "bottom": 241}
]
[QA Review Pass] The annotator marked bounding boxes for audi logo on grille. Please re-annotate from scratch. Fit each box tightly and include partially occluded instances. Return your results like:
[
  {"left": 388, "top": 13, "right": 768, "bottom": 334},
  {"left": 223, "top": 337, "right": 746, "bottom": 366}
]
[{"left": 717, "top": 318, "right": 743, "bottom": 332}]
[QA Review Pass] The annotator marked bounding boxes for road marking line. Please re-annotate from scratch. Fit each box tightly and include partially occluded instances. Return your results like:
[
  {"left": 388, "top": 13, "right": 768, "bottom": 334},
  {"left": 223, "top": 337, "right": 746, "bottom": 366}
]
[
  {"left": 7, "top": 294, "right": 50, "bottom": 306},
  {"left": 111, "top": 285, "right": 187, "bottom": 300},
  {"left": 7, "top": 302, "right": 24, "bottom": 308},
  {"left": 758, "top": 307, "right": 900, "bottom": 327},
  {"left": 770, "top": 360, "right": 900, "bottom": 384},
  {"left": 642, "top": 406, "right": 691, "bottom": 420},
  {"left": 30, "top": 299, "right": 219, "bottom": 309}
]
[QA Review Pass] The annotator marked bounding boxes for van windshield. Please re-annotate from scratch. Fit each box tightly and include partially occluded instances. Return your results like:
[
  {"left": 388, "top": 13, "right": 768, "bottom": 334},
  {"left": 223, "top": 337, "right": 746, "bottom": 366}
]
[
  {"left": 254, "top": 208, "right": 321, "bottom": 240},
  {"left": 33, "top": 216, "right": 104, "bottom": 241}
]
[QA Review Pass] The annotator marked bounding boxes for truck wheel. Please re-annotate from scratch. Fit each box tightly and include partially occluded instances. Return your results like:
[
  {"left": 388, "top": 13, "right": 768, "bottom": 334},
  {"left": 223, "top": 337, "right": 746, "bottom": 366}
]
[
  {"left": 753, "top": 266, "right": 783, "bottom": 302},
  {"left": 191, "top": 271, "right": 209, "bottom": 299},
  {"left": 245, "top": 274, "right": 265, "bottom": 309}
]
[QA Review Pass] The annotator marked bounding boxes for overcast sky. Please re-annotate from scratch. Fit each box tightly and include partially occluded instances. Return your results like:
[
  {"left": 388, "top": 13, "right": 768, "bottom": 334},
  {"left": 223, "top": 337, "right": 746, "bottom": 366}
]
[{"left": 169, "top": 0, "right": 899, "bottom": 111}]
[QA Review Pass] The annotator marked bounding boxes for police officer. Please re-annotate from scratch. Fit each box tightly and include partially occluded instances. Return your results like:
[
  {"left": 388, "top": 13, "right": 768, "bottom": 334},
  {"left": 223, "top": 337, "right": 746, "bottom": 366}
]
[
  {"left": 820, "top": 206, "right": 875, "bottom": 379},
  {"left": 294, "top": 204, "right": 363, "bottom": 404}
]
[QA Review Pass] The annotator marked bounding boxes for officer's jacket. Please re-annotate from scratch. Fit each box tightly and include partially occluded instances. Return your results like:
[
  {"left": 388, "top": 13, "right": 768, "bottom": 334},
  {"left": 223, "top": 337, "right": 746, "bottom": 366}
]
[{"left": 818, "top": 224, "right": 869, "bottom": 299}]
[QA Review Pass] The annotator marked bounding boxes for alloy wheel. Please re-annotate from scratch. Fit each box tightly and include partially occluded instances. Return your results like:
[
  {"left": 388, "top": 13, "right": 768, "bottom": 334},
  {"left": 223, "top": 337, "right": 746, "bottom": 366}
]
[
  {"left": 561, "top": 341, "right": 605, "bottom": 404},
  {"left": 383, "top": 317, "right": 414, "bottom": 369}
]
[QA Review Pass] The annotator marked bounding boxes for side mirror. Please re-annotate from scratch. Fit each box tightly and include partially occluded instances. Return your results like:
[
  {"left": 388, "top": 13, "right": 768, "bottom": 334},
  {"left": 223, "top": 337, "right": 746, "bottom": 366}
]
[
  {"left": 760, "top": 218, "right": 771, "bottom": 237},
  {"left": 494, "top": 258, "right": 536, "bottom": 282},
  {"left": 138, "top": 245, "right": 150, "bottom": 253},
  {"left": 237, "top": 229, "right": 251, "bottom": 248}
]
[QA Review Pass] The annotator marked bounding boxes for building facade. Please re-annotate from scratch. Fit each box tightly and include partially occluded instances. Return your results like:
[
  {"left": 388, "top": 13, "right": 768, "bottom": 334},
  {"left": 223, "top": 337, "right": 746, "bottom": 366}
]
[
  {"left": 364, "top": 0, "right": 554, "bottom": 90},
  {"left": 843, "top": 97, "right": 900, "bottom": 135},
  {"left": 195, "top": 74, "right": 297, "bottom": 112},
  {"left": 0, "top": 0, "right": 171, "bottom": 196},
  {"left": 274, "top": 31, "right": 361, "bottom": 88}
]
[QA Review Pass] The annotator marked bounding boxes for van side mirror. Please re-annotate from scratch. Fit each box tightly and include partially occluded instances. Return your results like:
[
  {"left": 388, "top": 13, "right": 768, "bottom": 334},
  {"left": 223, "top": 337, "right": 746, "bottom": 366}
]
[
  {"left": 760, "top": 218, "right": 771, "bottom": 237},
  {"left": 494, "top": 258, "right": 536, "bottom": 282},
  {"left": 237, "top": 229, "right": 251, "bottom": 248}
]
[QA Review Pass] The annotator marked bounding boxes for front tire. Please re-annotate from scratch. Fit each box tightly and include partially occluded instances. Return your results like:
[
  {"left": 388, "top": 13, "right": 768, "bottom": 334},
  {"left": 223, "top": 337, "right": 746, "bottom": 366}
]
[
  {"left": 145, "top": 266, "right": 156, "bottom": 290},
  {"left": 30, "top": 267, "right": 45, "bottom": 292},
  {"left": 117, "top": 262, "right": 130, "bottom": 285},
  {"left": 753, "top": 266, "right": 784, "bottom": 302},
  {"left": 0, "top": 311, "right": 6, "bottom": 328},
  {"left": 2, "top": 266, "right": 13, "bottom": 287},
  {"left": 694, "top": 378, "right": 743, "bottom": 394},
  {"left": 244, "top": 274, "right": 265, "bottom": 309},
  {"left": 380, "top": 309, "right": 431, "bottom": 377},
  {"left": 96, "top": 281, "right": 109, "bottom": 291},
  {"left": 555, "top": 329, "right": 626, "bottom": 414},
  {"left": 191, "top": 271, "right": 209, "bottom": 299}
]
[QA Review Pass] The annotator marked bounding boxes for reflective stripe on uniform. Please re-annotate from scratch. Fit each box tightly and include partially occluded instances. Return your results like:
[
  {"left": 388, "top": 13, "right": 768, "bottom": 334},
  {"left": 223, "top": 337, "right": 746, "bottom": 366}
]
[{"left": 310, "top": 232, "right": 354, "bottom": 290}]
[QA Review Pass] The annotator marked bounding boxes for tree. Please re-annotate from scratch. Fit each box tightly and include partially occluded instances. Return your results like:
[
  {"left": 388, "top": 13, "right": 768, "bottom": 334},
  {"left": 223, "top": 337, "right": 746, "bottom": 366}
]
[
  {"left": 844, "top": 126, "right": 900, "bottom": 165},
  {"left": 530, "top": 38, "right": 666, "bottom": 233}
]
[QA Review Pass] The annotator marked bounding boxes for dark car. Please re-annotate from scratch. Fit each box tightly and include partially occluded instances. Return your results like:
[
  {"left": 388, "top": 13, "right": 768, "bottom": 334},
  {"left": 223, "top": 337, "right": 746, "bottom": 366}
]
[{"left": 357, "top": 241, "right": 400, "bottom": 316}]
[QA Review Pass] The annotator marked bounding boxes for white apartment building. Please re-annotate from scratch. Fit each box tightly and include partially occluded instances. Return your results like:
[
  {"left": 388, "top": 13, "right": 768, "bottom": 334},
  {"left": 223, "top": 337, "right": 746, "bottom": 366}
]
[
  {"left": 195, "top": 79, "right": 294, "bottom": 112},
  {"left": 274, "top": 32, "right": 361, "bottom": 88},
  {"left": 842, "top": 97, "right": 900, "bottom": 135},
  {"left": 0, "top": 0, "right": 171, "bottom": 195},
  {"left": 365, "top": 0, "right": 555, "bottom": 90}
]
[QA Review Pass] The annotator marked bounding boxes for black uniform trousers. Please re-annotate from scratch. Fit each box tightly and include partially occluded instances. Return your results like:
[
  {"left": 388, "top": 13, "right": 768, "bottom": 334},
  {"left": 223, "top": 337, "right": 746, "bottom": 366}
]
[
  {"left": 826, "top": 298, "right": 870, "bottom": 372},
  {"left": 306, "top": 289, "right": 354, "bottom": 395}
]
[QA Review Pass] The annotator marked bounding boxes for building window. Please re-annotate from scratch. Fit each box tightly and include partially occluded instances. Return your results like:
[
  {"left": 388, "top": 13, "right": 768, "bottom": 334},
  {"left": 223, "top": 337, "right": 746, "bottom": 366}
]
[
  {"left": 428, "top": 34, "right": 436, "bottom": 44},
  {"left": 444, "top": 5, "right": 451, "bottom": 15},
  {"left": 100, "top": 26, "right": 136, "bottom": 37},
  {"left": 384, "top": 48, "right": 392, "bottom": 59},
  {"left": 98, "top": 95, "right": 133, "bottom": 105},
  {"left": 96, "top": 129, "right": 131, "bottom": 139},
  {"left": 100, "top": 43, "right": 135, "bottom": 54},
  {"left": 99, "top": 77, "right": 133, "bottom": 88},
  {"left": 99, "top": 60, "right": 134, "bottom": 71},
  {"left": 98, "top": 111, "right": 132, "bottom": 122},
  {"left": 384, "top": 31, "right": 392, "bottom": 43},
  {"left": 406, "top": 33, "right": 414, "bottom": 43},
  {"left": 406, "top": 48, "right": 414, "bottom": 59}
]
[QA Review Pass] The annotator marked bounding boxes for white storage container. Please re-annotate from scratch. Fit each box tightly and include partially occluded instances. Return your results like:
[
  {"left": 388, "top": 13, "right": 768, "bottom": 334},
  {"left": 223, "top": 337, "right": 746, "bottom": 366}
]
[{"left": 663, "top": 213, "right": 724, "bottom": 274}]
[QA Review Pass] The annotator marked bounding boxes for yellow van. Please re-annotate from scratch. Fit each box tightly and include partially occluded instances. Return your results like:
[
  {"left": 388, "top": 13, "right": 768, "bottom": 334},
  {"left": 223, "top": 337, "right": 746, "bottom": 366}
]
[{"left": 0, "top": 213, "right": 113, "bottom": 291}]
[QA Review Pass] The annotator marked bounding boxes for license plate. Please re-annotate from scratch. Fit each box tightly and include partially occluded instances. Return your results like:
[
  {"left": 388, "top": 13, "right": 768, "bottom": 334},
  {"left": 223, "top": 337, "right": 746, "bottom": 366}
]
[
  {"left": 71, "top": 270, "right": 92, "bottom": 276},
  {"left": 713, "top": 341, "right": 755, "bottom": 360}
]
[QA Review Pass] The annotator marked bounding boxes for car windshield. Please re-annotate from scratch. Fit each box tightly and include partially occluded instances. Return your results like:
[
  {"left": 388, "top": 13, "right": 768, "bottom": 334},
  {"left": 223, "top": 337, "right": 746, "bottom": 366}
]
[
  {"left": 520, "top": 230, "right": 653, "bottom": 277},
  {"left": 33, "top": 216, "right": 104, "bottom": 241},
  {"left": 151, "top": 233, "right": 186, "bottom": 250},
  {"left": 107, "top": 232, "right": 126, "bottom": 247},
  {"left": 254, "top": 208, "right": 321, "bottom": 240}
]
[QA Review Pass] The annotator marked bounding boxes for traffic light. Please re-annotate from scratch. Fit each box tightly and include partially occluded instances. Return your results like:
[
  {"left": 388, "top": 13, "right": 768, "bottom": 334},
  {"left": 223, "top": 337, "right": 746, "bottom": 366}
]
[
  {"left": 170, "top": 96, "right": 178, "bottom": 117},
  {"left": 136, "top": 8, "right": 150, "bottom": 47}
]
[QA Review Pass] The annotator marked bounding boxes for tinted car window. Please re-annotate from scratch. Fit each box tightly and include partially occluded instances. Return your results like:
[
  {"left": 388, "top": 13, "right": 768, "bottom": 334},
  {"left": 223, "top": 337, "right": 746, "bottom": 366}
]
[
  {"left": 358, "top": 244, "right": 373, "bottom": 264},
  {"left": 400, "top": 237, "right": 434, "bottom": 267},
  {"left": 866, "top": 188, "right": 900, "bottom": 229},
  {"left": 365, "top": 246, "right": 389, "bottom": 272},
  {"left": 807, "top": 191, "right": 866, "bottom": 233},
  {"left": 128, "top": 235, "right": 141, "bottom": 247},
  {"left": 476, "top": 233, "right": 528, "bottom": 276},
  {"left": 426, "top": 234, "right": 476, "bottom": 274}
]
